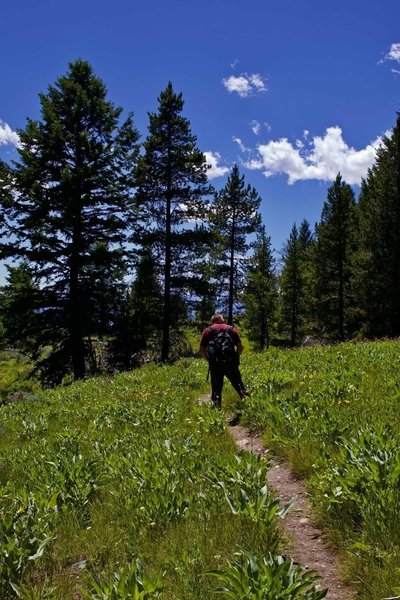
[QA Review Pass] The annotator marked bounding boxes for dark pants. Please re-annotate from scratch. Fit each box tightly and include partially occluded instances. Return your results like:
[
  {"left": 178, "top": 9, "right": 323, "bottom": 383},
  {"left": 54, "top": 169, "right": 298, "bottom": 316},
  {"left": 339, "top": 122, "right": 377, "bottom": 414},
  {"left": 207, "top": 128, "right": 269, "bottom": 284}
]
[{"left": 209, "top": 363, "right": 247, "bottom": 408}]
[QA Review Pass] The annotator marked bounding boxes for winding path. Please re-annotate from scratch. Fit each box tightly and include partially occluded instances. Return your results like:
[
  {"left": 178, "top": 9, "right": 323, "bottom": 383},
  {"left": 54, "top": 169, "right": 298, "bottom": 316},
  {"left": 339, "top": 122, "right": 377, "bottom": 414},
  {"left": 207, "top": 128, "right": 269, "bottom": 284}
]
[{"left": 199, "top": 393, "right": 355, "bottom": 600}]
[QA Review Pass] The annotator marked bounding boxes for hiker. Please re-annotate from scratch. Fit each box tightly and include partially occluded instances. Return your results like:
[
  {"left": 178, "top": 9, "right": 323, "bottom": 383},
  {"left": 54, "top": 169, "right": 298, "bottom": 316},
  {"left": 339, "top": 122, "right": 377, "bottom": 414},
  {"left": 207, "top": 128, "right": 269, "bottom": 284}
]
[{"left": 199, "top": 313, "right": 248, "bottom": 409}]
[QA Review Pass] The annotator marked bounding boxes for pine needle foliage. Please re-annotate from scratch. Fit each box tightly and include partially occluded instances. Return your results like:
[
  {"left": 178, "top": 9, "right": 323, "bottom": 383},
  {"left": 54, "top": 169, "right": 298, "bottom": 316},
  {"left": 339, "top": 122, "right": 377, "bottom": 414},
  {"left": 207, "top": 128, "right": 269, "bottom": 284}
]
[{"left": 0, "top": 59, "right": 140, "bottom": 384}]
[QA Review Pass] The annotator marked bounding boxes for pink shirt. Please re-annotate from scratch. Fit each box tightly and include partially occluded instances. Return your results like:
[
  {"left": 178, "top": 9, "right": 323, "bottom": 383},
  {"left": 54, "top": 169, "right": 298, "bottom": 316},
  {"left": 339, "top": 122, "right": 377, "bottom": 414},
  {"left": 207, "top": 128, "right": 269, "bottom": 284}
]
[{"left": 200, "top": 323, "right": 241, "bottom": 348}]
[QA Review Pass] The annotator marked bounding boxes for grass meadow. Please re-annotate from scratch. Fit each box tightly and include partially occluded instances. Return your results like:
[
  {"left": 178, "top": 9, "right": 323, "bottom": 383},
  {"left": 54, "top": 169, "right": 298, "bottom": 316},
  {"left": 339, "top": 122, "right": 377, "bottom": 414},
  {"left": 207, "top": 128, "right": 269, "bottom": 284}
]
[
  {"left": 234, "top": 339, "right": 400, "bottom": 599},
  {"left": 0, "top": 355, "right": 325, "bottom": 599},
  {"left": 2, "top": 338, "right": 400, "bottom": 598}
]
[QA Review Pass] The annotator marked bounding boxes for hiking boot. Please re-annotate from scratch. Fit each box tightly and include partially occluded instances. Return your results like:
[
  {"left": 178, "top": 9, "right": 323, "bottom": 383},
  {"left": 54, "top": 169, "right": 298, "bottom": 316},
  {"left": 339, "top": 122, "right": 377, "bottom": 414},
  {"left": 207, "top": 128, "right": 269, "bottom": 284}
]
[
  {"left": 212, "top": 395, "right": 221, "bottom": 409},
  {"left": 228, "top": 413, "right": 241, "bottom": 426}
]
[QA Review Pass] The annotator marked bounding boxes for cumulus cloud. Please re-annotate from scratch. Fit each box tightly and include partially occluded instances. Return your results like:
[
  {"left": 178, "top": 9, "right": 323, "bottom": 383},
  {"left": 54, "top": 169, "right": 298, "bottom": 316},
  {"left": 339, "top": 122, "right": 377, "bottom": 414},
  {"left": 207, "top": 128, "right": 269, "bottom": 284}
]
[
  {"left": 0, "top": 120, "right": 20, "bottom": 147},
  {"left": 386, "top": 42, "right": 400, "bottom": 62},
  {"left": 204, "top": 151, "right": 230, "bottom": 179},
  {"left": 249, "top": 74, "right": 266, "bottom": 91},
  {"left": 244, "top": 126, "right": 385, "bottom": 185},
  {"left": 222, "top": 73, "right": 267, "bottom": 97}
]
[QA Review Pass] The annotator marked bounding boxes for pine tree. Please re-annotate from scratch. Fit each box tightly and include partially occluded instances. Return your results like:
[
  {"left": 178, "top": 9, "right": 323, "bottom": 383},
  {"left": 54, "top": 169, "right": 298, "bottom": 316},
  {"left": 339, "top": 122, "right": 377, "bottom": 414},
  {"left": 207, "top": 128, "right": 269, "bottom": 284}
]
[
  {"left": 109, "top": 249, "right": 163, "bottom": 369},
  {"left": 0, "top": 160, "right": 14, "bottom": 216},
  {"left": 313, "top": 174, "right": 357, "bottom": 340},
  {"left": 210, "top": 165, "right": 261, "bottom": 324},
  {"left": 194, "top": 261, "right": 217, "bottom": 329},
  {"left": 243, "top": 226, "right": 277, "bottom": 349},
  {"left": 279, "top": 221, "right": 314, "bottom": 346},
  {"left": 128, "top": 250, "right": 163, "bottom": 354},
  {"left": 0, "top": 263, "right": 39, "bottom": 355},
  {"left": 355, "top": 115, "right": 400, "bottom": 337},
  {"left": 298, "top": 219, "right": 316, "bottom": 335},
  {"left": 135, "top": 82, "right": 212, "bottom": 361},
  {"left": 0, "top": 60, "right": 140, "bottom": 383}
]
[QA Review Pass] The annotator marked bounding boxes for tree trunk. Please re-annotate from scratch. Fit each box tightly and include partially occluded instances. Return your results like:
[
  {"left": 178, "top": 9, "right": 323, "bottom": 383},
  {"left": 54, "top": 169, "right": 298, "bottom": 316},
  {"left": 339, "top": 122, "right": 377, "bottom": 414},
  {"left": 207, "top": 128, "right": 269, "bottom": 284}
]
[
  {"left": 69, "top": 245, "right": 86, "bottom": 380},
  {"left": 338, "top": 201, "right": 345, "bottom": 341},
  {"left": 69, "top": 133, "right": 86, "bottom": 380},
  {"left": 161, "top": 211, "right": 171, "bottom": 362},
  {"left": 290, "top": 254, "right": 298, "bottom": 347},
  {"left": 228, "top": 208, "right": 236, "bottom": 325},
  {"left": 161, "top": 128, "right": 172, "bottom": 362}
]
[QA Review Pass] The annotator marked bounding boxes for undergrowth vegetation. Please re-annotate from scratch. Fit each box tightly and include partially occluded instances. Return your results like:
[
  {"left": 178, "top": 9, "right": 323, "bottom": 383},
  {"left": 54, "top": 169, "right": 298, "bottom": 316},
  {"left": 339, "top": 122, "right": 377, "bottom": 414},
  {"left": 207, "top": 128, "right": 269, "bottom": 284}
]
[
  {"left": 0, "top": 351, "right": 39, "bottom": 405},
  {"left": 0, "top": 358, "right": 325, "bottom": 599},
  {"left": 237, "top": 338, "right": 400, "bottom": 599}
]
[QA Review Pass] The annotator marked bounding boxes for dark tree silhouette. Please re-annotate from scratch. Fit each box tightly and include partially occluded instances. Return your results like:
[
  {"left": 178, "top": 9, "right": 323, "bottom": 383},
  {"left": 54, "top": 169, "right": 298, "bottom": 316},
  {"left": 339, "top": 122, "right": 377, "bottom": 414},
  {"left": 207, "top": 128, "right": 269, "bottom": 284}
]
[
  {"left": 135, "top": 82, "right": 212, "bottom": 361},
  {"left": 243, "top": 226, "right": 277, "bottom": 349},
  {"left": 314, "top": 174, "right": 357, "bottom": 340},
  {"left": 210, "top": 165, "right": 261, "bottom": 324},
  {"left": 0, "top": 59, "right": 139, "bottom": 383}
]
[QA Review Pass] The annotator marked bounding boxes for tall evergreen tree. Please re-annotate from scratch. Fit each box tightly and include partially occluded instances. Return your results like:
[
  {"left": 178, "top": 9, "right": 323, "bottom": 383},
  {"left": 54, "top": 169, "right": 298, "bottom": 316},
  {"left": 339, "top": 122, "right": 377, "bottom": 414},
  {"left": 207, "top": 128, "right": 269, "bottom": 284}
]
[
  {"left": 210, "top": 165, "right": 261, "bottom": 324},
  {"left": 355, "top": 116, "right": 400, "bottom": 337},
  {"left": 194, "top": 260, "right": 217, "bottom": 329},
  {"left": 128, "top": 250, "right": 163, "bottom": 355},
  {"left": 243, "top": 226, "right": 277, "bottom": 349},
  {"left": 313, "top": 174, "right": 357, "bottom": 340},
  {"left": 278, "top": 221, "right": 314, "bottom": 346},
  {"left": 109, "top": 249, "right": 163, "bottom": 369},
  {"left": 135, "top": 82, "right": 212, "bottom": 362},
  {"left": 298, "top": 219, "right": 314, "bottom": 250},
  {"left": 297, "top": 219, "right": 316, "bottom": 334},
  {"left": 83, "top": 242, "right": 128, "bottom": 339},
  {"left": 0, "top": 60, "right": 140, "bottom": 383},
  {"left": 0, "top": 263, "right": 39, "bottom": 355},
  {"left": 0, "top": 160, "right": 14, "bottom": 217}
]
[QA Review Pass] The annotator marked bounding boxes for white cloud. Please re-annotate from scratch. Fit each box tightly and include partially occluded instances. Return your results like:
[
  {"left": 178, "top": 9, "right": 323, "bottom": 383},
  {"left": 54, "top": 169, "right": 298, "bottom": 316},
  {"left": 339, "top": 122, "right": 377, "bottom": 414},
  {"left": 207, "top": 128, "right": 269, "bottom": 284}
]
[
  {"left": 232, "top": 136, "right": 251, "bottom": 153},
  {"left": 386, "top": 42, "right": 400, "bottom": 62},
  {"left": 250, "top": 121, "right": 272, "bottom": 135},
  {"left": 230, "top": 58, "right": 239, "bottom": 69},
  {"left": 222, "top": 73, "right": 267, "bottom": 97},
  {"left": 250, "top": 120, "right": 261, "bottom": 135},
  {"left": 204, "top": 151, "right": 230, "bottom": 179},
  {"left": 244, "top": 126, "right": 385, "bottom": 185},
  {"left": 0, "top": 120, "right": 20, "bottom": 147},
  {"left": 249, "top": 74, "right": 266, "bottom": 90}
]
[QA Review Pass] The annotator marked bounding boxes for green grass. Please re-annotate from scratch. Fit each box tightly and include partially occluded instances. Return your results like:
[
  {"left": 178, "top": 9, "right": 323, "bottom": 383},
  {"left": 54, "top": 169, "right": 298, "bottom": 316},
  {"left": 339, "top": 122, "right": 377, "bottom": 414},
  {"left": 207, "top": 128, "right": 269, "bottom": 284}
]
[
  {"left": 0, "top": 358, "right": 323, "bottom": 599},
  {"left": 238, "top": 339, "right": 400, "bottom": 599},
  {"left": 11, "top": 335, "right": 398, "bottom": 598},
  {"left": 0, "top": 351, "right": 40, "bottom": 404}
]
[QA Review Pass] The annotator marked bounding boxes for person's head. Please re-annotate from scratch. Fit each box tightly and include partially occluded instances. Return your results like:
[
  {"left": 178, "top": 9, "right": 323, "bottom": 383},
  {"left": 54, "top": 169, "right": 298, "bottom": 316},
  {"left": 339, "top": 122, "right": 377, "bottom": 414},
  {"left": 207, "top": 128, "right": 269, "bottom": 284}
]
[{"left": 211, "top": 313, "right": 225, "bottom": 324}]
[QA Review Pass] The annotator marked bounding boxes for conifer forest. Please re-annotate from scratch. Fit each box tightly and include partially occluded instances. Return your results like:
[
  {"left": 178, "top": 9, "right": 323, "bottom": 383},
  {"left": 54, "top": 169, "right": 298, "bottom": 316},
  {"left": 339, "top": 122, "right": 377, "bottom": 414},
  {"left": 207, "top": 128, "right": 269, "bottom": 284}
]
[{"left": 0, "top": 59, "right": 399, "bottom": 383}]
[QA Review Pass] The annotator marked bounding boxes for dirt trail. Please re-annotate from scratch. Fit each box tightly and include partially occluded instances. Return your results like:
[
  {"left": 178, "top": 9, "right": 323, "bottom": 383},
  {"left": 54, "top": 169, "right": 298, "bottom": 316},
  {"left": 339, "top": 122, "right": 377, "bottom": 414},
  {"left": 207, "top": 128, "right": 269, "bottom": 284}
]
[{"left": 199, "top": 393, "right": 354, "bottom": 600}]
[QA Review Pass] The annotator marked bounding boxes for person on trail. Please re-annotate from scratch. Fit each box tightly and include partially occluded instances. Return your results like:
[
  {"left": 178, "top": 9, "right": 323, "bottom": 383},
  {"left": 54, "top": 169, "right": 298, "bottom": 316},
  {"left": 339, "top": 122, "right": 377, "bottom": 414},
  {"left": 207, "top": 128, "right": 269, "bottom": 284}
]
[{"left": 199, "top": 313, "right": 248, "bottom": 409}]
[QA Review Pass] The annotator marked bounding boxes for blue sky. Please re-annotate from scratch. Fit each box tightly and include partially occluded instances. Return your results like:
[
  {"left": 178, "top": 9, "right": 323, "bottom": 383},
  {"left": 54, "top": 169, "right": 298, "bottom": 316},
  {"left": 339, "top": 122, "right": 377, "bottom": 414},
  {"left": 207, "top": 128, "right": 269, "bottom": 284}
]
[{"left": 1, "top": 0, "right": 399, "bottom": 275}]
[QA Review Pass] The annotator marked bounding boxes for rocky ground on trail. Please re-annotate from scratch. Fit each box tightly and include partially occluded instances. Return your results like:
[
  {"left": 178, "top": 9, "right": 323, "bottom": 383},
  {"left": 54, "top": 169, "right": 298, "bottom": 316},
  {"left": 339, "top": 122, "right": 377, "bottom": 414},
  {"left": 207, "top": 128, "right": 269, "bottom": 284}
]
[
  {"left": 229, "top": 424, "right": 354, "bottom": 600},
  {"left": 199, "top": 393, "right": 354, "bottom": 600}
]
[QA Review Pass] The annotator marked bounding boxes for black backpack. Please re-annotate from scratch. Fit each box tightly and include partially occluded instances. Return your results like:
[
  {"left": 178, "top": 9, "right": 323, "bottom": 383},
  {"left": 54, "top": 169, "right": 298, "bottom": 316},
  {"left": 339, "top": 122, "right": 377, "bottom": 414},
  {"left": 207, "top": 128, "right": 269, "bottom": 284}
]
[{"left": 207, "top": 326, "right": 236, "bottom": 365}]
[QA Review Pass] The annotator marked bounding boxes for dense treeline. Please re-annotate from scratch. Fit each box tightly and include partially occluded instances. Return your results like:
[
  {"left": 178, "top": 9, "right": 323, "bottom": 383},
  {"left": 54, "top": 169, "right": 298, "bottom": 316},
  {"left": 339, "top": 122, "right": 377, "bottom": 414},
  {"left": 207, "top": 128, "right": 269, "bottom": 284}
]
[{"left": 0, "top": 58, "right": 399, "bottom": 383}]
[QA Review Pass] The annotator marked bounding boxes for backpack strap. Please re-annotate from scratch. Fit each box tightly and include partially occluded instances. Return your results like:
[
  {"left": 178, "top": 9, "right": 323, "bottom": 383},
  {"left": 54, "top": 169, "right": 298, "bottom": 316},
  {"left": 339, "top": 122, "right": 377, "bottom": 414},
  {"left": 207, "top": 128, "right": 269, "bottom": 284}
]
[{"left": 207, "top": 324, "right": 234, "bottom": 342}]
